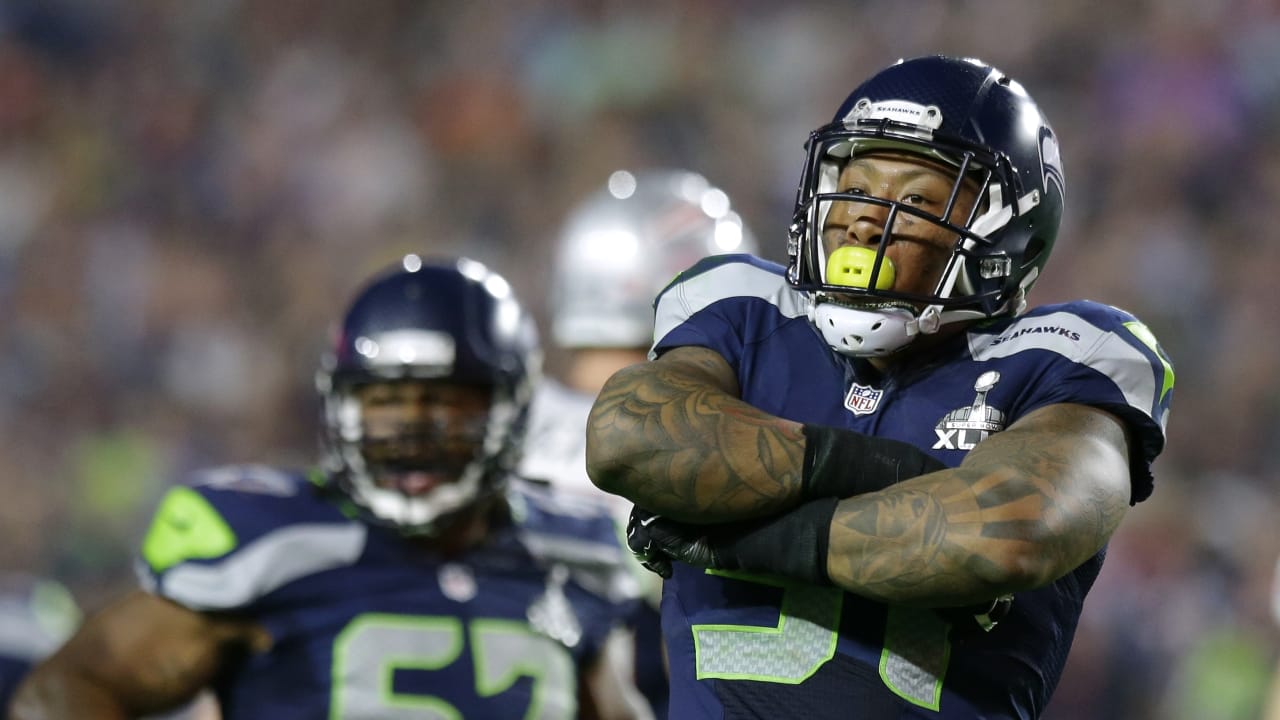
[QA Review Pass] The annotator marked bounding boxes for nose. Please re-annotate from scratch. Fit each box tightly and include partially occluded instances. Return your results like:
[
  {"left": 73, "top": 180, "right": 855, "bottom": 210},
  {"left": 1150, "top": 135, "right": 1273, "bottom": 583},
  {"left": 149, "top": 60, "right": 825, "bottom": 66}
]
[{"left": 835, "top": 199, "right": 888, "bottom": 247}]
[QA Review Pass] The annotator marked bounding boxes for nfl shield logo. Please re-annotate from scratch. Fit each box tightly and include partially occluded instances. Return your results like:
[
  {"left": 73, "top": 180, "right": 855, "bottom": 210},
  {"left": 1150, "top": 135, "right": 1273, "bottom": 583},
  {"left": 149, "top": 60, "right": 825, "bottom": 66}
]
[{"left": 844, "top": 383, "right": 883, "bottom": 416}]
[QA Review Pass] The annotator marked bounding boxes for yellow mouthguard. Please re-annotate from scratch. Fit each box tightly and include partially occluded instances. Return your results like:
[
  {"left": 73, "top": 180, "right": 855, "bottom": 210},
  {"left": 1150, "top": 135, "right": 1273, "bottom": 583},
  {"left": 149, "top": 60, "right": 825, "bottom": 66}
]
[{"left": 825, "top": 246, "right": 895, "bottom": 290}]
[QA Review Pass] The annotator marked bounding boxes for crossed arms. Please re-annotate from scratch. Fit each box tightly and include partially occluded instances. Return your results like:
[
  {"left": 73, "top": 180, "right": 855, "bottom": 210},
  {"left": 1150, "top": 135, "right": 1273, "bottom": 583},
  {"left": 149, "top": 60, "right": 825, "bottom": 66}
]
[{"left": 585, "top": 345, "right": 1133, "bottom": 607}]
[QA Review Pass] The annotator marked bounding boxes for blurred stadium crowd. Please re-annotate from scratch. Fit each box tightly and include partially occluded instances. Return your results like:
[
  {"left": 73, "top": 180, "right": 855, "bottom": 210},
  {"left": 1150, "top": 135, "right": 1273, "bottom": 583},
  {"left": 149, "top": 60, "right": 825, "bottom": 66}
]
[{"left": 0, "top": 1, "right": 1277, "bottom": 718}]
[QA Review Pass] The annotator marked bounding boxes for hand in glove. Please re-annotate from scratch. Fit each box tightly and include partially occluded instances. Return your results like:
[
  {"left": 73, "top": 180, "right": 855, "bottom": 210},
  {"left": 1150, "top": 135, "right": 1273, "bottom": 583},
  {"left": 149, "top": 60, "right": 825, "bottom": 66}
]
[
  {"left": 625, "top": 501, "right": 836, "bottom": 584},
  {"left": 625, "top": 507, "right": 711, "bottom": 579}
]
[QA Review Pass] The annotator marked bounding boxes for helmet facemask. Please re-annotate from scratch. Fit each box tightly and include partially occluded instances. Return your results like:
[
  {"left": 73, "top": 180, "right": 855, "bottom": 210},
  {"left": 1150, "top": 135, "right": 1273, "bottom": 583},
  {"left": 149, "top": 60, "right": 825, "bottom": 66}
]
[
  {"left": 320, "top": 374, "right": 527, "bottom": 536},
  {"left": 790, "top": 117, "right": 1042, "bottom": 357}
]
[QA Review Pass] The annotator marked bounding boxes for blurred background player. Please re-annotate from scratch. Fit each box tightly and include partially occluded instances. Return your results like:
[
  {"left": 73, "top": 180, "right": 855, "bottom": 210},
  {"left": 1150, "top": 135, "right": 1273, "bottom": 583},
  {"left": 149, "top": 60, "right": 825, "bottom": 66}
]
[
  {"left": 11, "top": 256, "right": 651, "bottom": 720},
  {"left": 520, "top": 169, "right": 758, "bottom": 718},
  {"left": 0, "top": 575, "right": 80, "bottom": 713}
]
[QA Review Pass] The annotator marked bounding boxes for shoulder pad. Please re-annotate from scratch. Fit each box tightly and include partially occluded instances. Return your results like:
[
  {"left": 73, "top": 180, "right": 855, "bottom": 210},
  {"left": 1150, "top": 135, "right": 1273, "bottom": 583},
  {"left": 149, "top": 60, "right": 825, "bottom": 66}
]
[
  {"left": 189, "top": 464, "right": 306, "bottom": 496},
  {"left": 653, "top": 255, "right": 805, "bottom": 353},
  {"left": 141, "top": 486, "right": 238, "bottom": 574},
  {"left": 137, "top": 467, "right": 366, "bottom": 611},
  {"left": 969, "top": 301, "right": 1174, "bottom": 431},
  {"left": 968, "top": 301, "right": 1175, "bottom": 503}
]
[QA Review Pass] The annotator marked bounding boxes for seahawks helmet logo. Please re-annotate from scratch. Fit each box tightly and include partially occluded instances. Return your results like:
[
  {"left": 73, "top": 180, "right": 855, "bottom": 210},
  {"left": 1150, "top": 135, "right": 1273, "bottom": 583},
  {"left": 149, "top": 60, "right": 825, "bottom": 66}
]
[{"left": 1039, "top": 127, "right": 1065, "bottom": 201}]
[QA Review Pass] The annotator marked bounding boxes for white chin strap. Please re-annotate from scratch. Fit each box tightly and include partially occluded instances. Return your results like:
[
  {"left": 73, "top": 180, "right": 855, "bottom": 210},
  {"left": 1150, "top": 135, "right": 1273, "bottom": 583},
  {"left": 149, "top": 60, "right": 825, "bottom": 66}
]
[
  {"left": 349, "top": 460, "right": 487, "bottom": 535},
  {"left": 335, "top": 432, "right": 489, "bottom": 535},
  {"left": 808, "top": 302, "right": 996, "bottom": 357}
]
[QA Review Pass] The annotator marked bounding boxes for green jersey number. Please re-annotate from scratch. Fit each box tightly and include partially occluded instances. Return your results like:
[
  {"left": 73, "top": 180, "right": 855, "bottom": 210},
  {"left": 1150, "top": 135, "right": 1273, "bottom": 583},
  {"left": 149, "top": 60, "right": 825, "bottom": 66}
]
[
  {"left": 330, "top": 613, "right": 576, "bottom": 719},
  {"left": 692, "top": 571, "right": 950, "bottom": 710}
]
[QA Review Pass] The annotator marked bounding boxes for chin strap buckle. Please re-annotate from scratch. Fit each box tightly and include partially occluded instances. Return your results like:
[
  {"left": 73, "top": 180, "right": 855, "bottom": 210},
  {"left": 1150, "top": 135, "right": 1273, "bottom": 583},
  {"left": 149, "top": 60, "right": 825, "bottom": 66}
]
[{"left": 908, "top": 305, "right": 943, "bottom": 337}]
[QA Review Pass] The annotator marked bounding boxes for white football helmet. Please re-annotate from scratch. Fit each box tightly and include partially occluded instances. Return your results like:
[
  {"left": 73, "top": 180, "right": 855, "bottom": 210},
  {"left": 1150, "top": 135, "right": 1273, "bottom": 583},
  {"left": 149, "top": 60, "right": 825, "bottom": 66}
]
[{"left": 550, "top": 169, "right": 758, "bottom": 349}]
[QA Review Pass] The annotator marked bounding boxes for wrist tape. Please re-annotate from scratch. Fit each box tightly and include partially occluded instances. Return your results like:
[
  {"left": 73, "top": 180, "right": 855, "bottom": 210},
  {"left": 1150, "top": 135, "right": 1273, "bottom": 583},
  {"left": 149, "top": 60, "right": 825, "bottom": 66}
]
[{"left": 800, "top": 424, "right": 947, "bottom": 500}]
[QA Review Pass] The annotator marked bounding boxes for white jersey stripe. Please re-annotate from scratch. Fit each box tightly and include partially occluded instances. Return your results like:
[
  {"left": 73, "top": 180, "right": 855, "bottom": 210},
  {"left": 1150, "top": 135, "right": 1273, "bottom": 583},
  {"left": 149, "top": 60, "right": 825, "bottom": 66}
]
[
  {"left": 651, "top": 260, "right": 807, "bottom": 356},
  {"left": 1091, "top": 332, "right": 1167, "bottom": 431},
  {"left": 157, "top": 523, "right": 367, "bottom": 610},
  {"left": 968, "top": 311, "right": 1161, "bottom": 426}
]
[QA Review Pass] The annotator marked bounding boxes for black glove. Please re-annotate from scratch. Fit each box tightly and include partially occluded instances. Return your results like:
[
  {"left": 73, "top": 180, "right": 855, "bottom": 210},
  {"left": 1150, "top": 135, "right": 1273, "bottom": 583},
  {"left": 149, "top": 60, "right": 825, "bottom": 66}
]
[
  {"left": 937, "top": 594, "right": 1015, "bottom": 633},
  {"left": 626, "top": 507, "right": 672, "bottom": 579},
  {"left": 626, "top": 507, "right": 709, "bottom": 579},
  {"left": 626, "top": 500, "right": 837, "bottom": 584}
]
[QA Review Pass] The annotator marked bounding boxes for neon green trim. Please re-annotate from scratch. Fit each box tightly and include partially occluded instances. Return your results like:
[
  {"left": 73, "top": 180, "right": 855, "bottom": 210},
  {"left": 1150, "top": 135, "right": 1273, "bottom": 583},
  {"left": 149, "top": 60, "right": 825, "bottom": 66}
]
[
  {"left": 306, "top": 467, "right": 329, "bottom": 488},
  {"left": 471, "top": 619, "right": 575, "bottom": 720},
  {"left": 141, "top": 487, "right": 237, "bottom": 572},
  {"left": 691, "top": 570, "right": 840, "bottom": 684},
  {"left": 1124, "top": 321, "right": 1175, "bottom": 401},
  {"left": 877, "top": 607, "right": 950, "bottom": 711}
]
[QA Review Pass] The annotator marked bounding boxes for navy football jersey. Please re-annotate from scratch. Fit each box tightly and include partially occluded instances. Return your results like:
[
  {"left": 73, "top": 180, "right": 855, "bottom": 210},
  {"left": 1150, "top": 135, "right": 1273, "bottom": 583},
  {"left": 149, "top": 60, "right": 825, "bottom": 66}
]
[
  {"left": 650, "top": 255, "right": 1173, "bottom": 720},
  {"left": 136, "top": 466, "right": 642, "bottom": 719}
]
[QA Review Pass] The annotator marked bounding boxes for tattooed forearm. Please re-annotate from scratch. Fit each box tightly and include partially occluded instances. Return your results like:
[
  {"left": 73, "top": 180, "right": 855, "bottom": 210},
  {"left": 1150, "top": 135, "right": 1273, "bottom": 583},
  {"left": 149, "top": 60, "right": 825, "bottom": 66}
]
[
  {"left": 825, "top": 403, "right": 1131, "bottom": 606},
  {"left": 585, "top": 347, "right": 807, "bottom": 522}
]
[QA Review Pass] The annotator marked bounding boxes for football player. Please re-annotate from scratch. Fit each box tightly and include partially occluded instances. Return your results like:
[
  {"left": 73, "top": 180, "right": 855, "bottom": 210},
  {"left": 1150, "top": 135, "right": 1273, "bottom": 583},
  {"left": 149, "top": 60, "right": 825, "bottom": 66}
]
[
  {"left": 588, "top": 55, "right": 1175, "bottom": 718},
  {"left": 519, "top": 168, "right": 757, "bottom": 718},
  {"left": 12, "top": 256, "right": 652, "bottom": 719}
]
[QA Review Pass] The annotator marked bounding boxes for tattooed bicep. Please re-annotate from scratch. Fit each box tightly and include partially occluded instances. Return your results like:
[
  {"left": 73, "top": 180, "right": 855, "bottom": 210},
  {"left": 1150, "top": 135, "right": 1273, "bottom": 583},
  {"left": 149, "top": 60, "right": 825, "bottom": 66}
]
[
  {"left": 982, "top": 403, "right": 1129, "bottom": 461},
  {"left": 652, "top": 345, "right": 740, "bottom": 397},
  {"left": 959, "top": 402, "right": 1132, "bottom": 506}
]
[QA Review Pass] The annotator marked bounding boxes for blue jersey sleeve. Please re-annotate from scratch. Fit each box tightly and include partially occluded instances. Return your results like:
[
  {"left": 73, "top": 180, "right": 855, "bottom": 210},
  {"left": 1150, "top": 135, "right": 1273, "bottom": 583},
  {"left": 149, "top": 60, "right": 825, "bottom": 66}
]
[{"left": 969, "top": 301, "right": 1175, "bottom": 502}]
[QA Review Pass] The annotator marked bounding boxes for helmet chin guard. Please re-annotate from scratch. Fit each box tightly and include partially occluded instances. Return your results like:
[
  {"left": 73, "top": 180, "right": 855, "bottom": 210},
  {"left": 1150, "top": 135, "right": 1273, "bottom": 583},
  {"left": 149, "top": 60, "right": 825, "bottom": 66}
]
[
  {"left": 808, "top": 302, "right": 942, "bottom": 357},
  {"left": 808, "top": 288, "right": 1026, "bottom": 358},
  {"left": 329, "top": 440, "right": 488, "bottom": 535}
]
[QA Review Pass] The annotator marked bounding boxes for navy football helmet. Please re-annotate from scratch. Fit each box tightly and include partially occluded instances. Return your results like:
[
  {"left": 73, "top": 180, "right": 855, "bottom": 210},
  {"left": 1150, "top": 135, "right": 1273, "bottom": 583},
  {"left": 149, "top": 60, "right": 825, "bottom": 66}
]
[
  {"left": 788, "top": 55, "right": 1066, "bottom": 356},
  {"left": 316, "top": 256, "right": 540, "bottom": 534}
]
